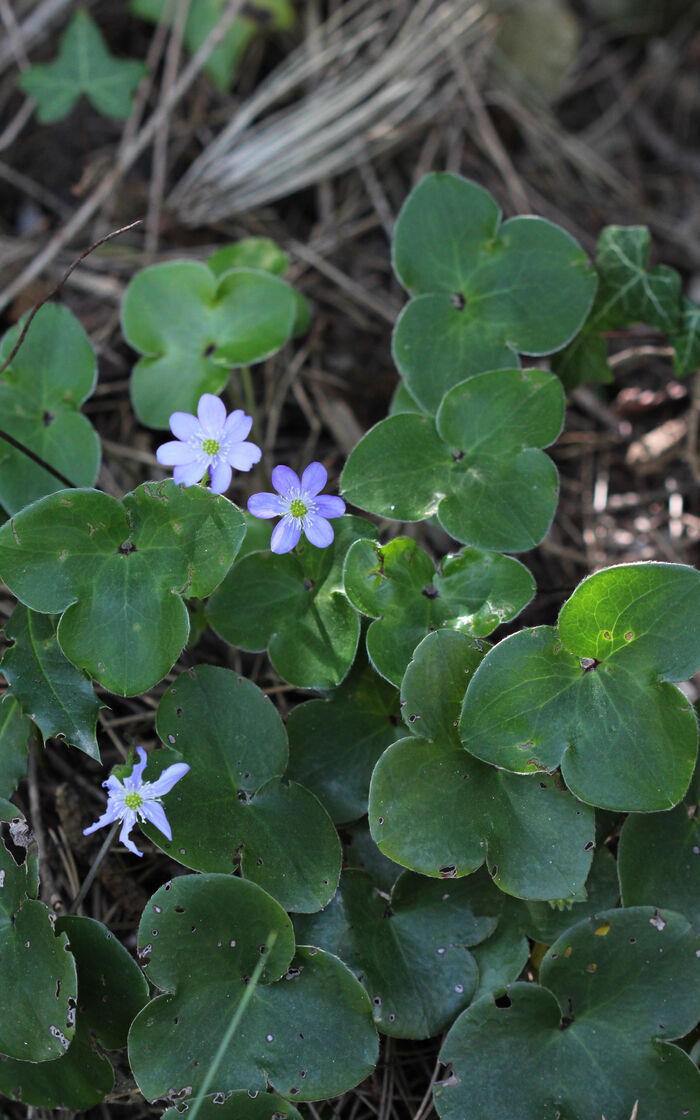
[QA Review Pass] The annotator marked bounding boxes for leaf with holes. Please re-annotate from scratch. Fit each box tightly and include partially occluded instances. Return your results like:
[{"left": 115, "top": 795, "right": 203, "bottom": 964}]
[
  {"left": 163, "top": 1093, "right": 303, "bottom": 1120},
  {"left": 0, "top": 481, "right": 245, "bottom": 696},
  {"left": 286, "top": 651, "right": 402, "bottom": 824},
  {"left": 0, "top": 914, "right": 148, "bottom": 1109},
  {"left": 342, "top": 369, "right": 564, "bottom": 553},
  {"left": 552, "top": 225, "right": 684, "bottom": 389},
  {"left": 0, "top": 304, "right": 100, "bottom": 515},
  {"left": 2, "top": 606, "right": 102, "bottom": 759},
  {"left": 207, "top": 516, "right": 374, "bottom": 690},
  {"left": 460, "top": 562, "right": 700, "bottom": 811},
  {"left": 391, "top": 172, "right": 595, "bottom": 413},
  {"left": 123, "top": 261, "right": 299, "bottom": 427},
  {"left": 618, "top": 768, "right": 700, "bottom": 925},
  {"left": 0, "top": 695, "right": 32, "bottom": 798},
  {"left": 18, "top": 9, "right": 145, "bottom": 121},
  {"left": 0, "top": 801, "right": 77, "bottom": 1062},
  {"left": 343, "top": 537, "right": 534, "bottom": 686},
  {"left": 148, "top": 665, "right": 340, "bottom": 912},
  {"left": 436, "top": 908, "right": 700, "bottom": 1120},
  {"left": 369, "top": 630, "right": 595, "bottom": 900},
  {"left": 130, "top": 0, "right": 295, "bottom": 90},
  {"left": 128, "top": 875, "right": 378, "bottom": 1102},
  {"left": 295, "top": 868, "right": 499, "bottom": 1039}
]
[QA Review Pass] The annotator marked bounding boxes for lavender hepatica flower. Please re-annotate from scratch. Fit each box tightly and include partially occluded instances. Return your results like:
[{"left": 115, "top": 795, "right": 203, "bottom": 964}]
[
  {"left": 248, "top": 462, "right": 346, "bottom": 554},
  {"left": 156, "top": 392, "right": 261, "bottom": 495},
  {"left": 83, "top": 746, "right": 189, "bottom": 857}
]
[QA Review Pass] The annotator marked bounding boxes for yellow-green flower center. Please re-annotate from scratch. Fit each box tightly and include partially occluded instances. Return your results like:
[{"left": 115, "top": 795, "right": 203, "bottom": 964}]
[
  {"left": 289, "top": 498, "right": 308, "bottom": 518},
  {"left": 124, "top": 791, "right": 143, "bottom": 810},
  {"left": 202, "top": 438, "right": 220, "bottom": 456}
]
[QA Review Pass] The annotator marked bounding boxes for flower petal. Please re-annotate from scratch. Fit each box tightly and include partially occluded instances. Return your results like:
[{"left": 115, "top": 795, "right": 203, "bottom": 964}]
[
  {"left": 301, "top": 461, "right": 327, "bottom": 496},
  {"left": 83, "top": 804, "right": 121, "bottom": 836},
  {"left": 169, "top": 412, "right": 201, "bottom": 442},
  {"left": 174, "top": 459, "right": 208, "bottom": 487},
  {"left": 314, "top": 495, "right": 346, "bottom": 519},
  {"left": 147, "top": 762, "right": 191, "bottom": 798},
  {"left": 197, "top": 393, "right": 226, "bottom": 436},
  {"left": 228, "top": 441, "right": 262, "bottom": 472},
  {"left": 209, "top": 460, "right": 232, "bottom": 494},
  {"left": 223, "top": 410, "right": 253, "bottom": 443},
  {"left": 271, "top": 464, "right": 300, "bottom": 497},
  {"left": 156, "top": 441, "right": 199, "bottom": 466},
  {"left": 271, "top": 515, "right": 302, "bottom": 554},
  {"left": 140, "top": 800, "right": 172, "bottom": 841},
  {"left": 303, "top": 513, "right": 335, "bottom": 548},
  {"left": 130, "top": 747, "right": 149, "bottom": 787},
  {"left": 119, "top": 812, "right": 143, "bottom": 857},
  {"left": 248, "top": 492, "right": 287, "bottom": 519}
]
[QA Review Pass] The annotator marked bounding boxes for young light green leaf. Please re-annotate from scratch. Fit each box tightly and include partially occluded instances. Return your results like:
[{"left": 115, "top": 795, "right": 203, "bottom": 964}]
[
  {"left": 437, "top": 909, "right": 700, "bottom": 1120},
  {"left": 0, "top": 304, "right": 100, "bottom": 514},
  {"left": 461, "top": 563, "right": 700, "bottom": 810},
  {"left": 342, "top": 369, "right": 564, "bottom": 553},
  {"left": 123, "top": 261, "right": 299, "bottom": 427},
  {"left": 130, "top": 0, "right": 295, "bottom": 91},
  {"left": 207, "top": 516, "right": 374, "bottom": 690},
  {"left": 391, "top": 172, "right": 596, "bottom": 412},
  {"left": 151, "top": 665, "right": 340, "bottom": 912},
  {"left": 18, "top": 9, "right": 146, "bottom": 122},
  {"left": 295, "top": 869, "right": 499, "bottom": 1039},
  {"left": 129, "top": 875, "right": 378, "bottom": 1102},
  {"left": 2, "top": 606, "right": 102, "bottom": 760},
  {"left": 0, "top": 482, "right": 245, "bottom": 696},
  {"left": 344, "top": 537, "right": 534, "bottom": 685},
  {"left": 286, "top": 652, "right": 402, "bottom": 824}
]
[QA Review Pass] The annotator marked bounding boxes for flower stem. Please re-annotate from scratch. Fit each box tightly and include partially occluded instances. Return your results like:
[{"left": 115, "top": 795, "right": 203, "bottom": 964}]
[{"left": 69, "top": 820, "right": 120, "bottom": 914}]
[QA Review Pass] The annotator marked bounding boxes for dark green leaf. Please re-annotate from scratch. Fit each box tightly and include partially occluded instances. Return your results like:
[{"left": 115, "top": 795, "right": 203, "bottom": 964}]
[
  {"left": 0, "top": 805, "right": 77, "bottom": 1062},
  {"left": 2, "top": 606, "right": 101, "bottom": 759},
  {"left": 0, "top": 482, "right": 245, "bottom": 695},
  {"left": 461, "top": 563, "right": 700, "bottom": 810},
  {"left": 0, "top": 695, "right": 32, "bottom": 797},
  {"left": 128, "top": 875, "right": 378, "bottom": 1102},
  {"left": 671, "top": 297, "right": 700, "bottom": 377},
  {"left": 286, "top": 652, "right": 402, "bottom": 824},
  {"left": 437, "top": 908, "right": 700, "bottom": 1120},
  {"left": 207, "top": 517, "right": 373, "bottom": 690},
  {"left": 392, "top": 173, "right": 596, "bottom": 412},
  {"left": 344, "top": 537, "right": 534, "bottom": 685},
  {"left": 295, "top": 869, "right": 499, "bottom": 1039},
  {"left": 618, "top": 770, "right": 700, "bottom": 924},
  {"left": 342, "top": 369, "right": 563, "bottom": 553},
  {"left": 552, "top": 225, "right": 684, "bottom": 389},
  {"left": 152, "top": 665, "right": 340, "bottom": 912},
  {"left": 0, "top": 304, "right": 100, "bottom": 514}
]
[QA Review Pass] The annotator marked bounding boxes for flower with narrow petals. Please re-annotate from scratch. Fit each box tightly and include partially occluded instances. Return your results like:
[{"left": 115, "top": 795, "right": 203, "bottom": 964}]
[
  {"left": 83, "top": 747, "right": 189, "bottom": 857},
  {"left": 156, "top": 393, "right": 261, "bottom": 495},
  {"left": 247, "top": 461, "right": 346, "bottom": 554}
]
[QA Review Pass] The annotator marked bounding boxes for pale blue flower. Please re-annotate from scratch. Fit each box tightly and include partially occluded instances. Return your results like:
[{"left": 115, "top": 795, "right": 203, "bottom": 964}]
[
  {"left": 156, "top": 393, "right": 261, "bottom": 495},
  {"left": 83, "top": 747, "right": 189, "bottom": 857},
  {"left": 247, "top": 461, "right": 345, "bottom": 554}
]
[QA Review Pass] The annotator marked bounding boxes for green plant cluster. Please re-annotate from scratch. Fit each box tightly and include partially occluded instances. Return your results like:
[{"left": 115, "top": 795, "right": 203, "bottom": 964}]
[{"left": 0, "top": 177, "right": 698, "bottom": 1120}]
